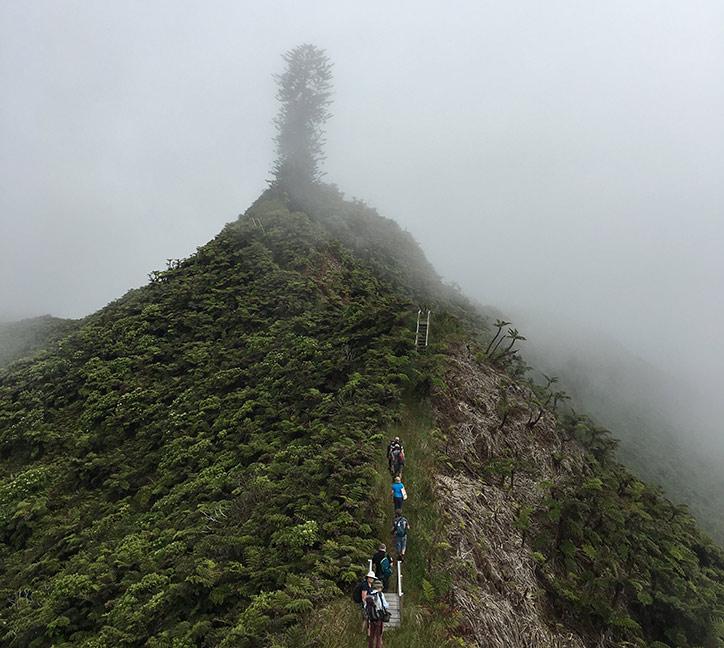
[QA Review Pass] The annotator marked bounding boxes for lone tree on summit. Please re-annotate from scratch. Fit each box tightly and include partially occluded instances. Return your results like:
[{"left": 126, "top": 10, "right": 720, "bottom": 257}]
[{"left": 272, "top": 44, "right": 333, "bottom": 192}]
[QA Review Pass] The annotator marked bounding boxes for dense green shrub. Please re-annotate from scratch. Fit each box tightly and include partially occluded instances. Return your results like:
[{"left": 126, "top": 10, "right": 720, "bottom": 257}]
[
  {"left": 1, "top": 187, "right": 721, "bottom": 646},
  {"left": 0, "top": 192, "right": 437, "bottom": 646},
  {"left": 533, "top": 414, "right": 724, "bottom": 647}
]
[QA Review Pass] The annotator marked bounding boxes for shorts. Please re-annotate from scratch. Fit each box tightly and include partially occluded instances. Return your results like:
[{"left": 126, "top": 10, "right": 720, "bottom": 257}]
[{"left": 395, "top": 535, "right": 407, "bottom": 554}]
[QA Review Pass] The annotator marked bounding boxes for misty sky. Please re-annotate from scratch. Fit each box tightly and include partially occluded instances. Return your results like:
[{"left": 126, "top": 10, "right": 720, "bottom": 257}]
[{"left": 2, "top": 2, "right": 723, "bottom": 446}]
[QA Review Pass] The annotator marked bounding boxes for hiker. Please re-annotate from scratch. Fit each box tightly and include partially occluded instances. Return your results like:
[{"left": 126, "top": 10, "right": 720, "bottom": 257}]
[
  {"left": 353, "top": 570, "right": 377, "bottom": 610},
  {"left": 392, "top": 509, "right": 410, "bottom": 561},
  {"left": 371, "top": 543, "right": 394, "bottom": 591},
  {"left": 391, "top": 476, "right": 406, "bottom": 511},
  {"left": 386, "top": 437, "right": 402, "bottom": 475},
  {"left": 387, "top": 437, "right": 400, "bottom": 459},
  {"left": 390, "top": 444, "right": 405, "bottom": 478},
  {"left": 365, "top": 578, "right": 390, "bottom": 648}
]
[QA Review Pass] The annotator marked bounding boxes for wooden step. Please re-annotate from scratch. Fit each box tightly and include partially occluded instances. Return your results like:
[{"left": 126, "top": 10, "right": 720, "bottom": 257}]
[{"left": 384, "top": 593, "right": 401, "bottom": 629}]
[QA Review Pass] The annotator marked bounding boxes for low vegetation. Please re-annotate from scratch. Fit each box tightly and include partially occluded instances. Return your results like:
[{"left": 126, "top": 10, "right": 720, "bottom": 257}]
[
  {"left": 0, "top": 192, "right": 441, "bottom": 646},
  {"left": 0, "top": 186, "right": 721, "bottom": 647}
]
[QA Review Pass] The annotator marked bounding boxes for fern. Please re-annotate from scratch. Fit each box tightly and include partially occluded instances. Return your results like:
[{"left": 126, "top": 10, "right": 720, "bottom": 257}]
[{"left": 421, "top": 578, "right": 436, "bottom": 603}]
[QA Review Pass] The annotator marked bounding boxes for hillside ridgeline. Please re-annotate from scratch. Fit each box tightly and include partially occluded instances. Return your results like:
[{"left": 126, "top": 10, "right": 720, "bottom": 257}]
[
  {"left": 0, "top": 187, "right": 721, "bottom": 647},
  {"left": 0, "top": 190, "right": 446, "bottom": 646},
  {"left": 0, "top": 316, "right": 77, "bottom": 369}
]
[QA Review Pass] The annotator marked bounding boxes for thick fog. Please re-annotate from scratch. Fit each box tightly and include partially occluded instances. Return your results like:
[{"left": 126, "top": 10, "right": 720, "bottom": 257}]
[{"left": 2, "top": 3, "right": 723, "bottom": 460}]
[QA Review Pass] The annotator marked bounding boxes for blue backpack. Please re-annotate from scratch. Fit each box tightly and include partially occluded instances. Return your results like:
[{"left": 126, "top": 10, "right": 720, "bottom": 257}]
[
  {"left": 394, "top": 517, "right": 408, "bottom": 537},
  {"left": 380, "top": 556, "right": 392, "bottom": 577}
]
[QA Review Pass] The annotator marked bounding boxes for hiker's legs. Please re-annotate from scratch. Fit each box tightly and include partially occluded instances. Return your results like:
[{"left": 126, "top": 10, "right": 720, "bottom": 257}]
[
  {"left": 368, "top": 621, "right": 383, "bottom": 648},
  {"left": 393, "top": 496, "right": 403, "bottom": 511},
  {"left": 382, "top": 575, "right": 389, "bottom": 591},
  {"left": 395, "top": 536, "right": 407, "bottom": 560},
  {"left": 367, "top": 621, "right": 377, "bottom": 648}
]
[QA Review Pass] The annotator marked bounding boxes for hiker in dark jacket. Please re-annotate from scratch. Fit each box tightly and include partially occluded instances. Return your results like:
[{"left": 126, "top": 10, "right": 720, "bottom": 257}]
[
  {"left": 371, "top": 543, "right": 394, "bottom": 591},
  {"left": 361, "top": 570, "right": 376, "bottom": 604},
  {"left": 389, "top": 443, "right": 405, "bottom": 477},
  {"left": 387, "top": 437, "right": 402, "bottom": 475},
  {"left": 356, "top": 570, "right": 377, "bottom": 632},
  {"left": 392, "top": 510, "right": 410, "bottom": 561}
]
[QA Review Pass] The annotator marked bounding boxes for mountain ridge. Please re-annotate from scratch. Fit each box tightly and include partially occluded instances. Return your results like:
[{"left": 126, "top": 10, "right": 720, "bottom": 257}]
[
  {"left": 0, "top": 188, "right": 721, "bottom": 647},
  {"left": 0, "top": 316, "right": 77, "bottom": 369}
]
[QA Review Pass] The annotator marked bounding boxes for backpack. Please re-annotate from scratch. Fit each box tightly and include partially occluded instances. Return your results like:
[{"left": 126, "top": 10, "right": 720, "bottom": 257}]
[
  {"left": 365, "top": 592, "right": 388, "bottom": 622},
  {"left": 380, "top": 556, "right": 392, "bottom": 577},
  {"left": 394, "top": 517, "right": 408, "bottom": 537},
  {"left": 364, "top": 595, "right": 379, "bottom": 620},
  {"left": 352, "top": 580, "right": 365, "bottom": 604}
]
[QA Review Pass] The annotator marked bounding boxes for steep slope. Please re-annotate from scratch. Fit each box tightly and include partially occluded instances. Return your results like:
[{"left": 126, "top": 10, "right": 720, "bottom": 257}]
[
  {"left": 431, "top": 343, "right": 724, "bottom": 647},
  {"left": 0, "top": 316, "right": 77, "bottom": 369},
  {"left": 0, "top": 187, "right": 721, "bottom": 648},
  {"left": 432, "top": 344, "right": 588, "bottom": 647},
  {"left": 0, "top": 192, "right": 447, "bottom": 647},
  {"left": 518, "top": 325, "right": 724, "bottom": 543}
]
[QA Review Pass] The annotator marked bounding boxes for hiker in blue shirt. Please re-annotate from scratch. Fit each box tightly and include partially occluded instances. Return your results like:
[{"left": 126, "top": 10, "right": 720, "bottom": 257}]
[{"left": 391, "top": 476, "right": 406, "bottom": 511}]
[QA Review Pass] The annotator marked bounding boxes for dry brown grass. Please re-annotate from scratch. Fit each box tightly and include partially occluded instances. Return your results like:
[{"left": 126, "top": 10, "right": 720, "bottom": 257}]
[{"left": 431, "top": 344, "right": 602, "bottom": 647}]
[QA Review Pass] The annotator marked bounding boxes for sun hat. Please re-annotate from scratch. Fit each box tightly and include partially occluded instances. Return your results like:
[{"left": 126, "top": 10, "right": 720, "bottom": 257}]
[
  {"left": 378, "top": 543, "right": 386, "bottom": 551},
  {"left": 366, "top": 570, "right": 376, "bottom": 579}
]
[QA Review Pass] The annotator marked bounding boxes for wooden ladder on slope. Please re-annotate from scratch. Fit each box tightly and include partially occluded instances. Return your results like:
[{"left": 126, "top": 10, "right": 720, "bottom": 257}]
[{"left": 415, "top": 309, "right": 431, "bottom": 350}]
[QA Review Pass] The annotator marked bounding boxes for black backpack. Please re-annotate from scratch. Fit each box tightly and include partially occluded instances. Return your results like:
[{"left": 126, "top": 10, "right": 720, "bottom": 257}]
[
  {"left": 365, "top": 592, "right": 391, "bottom": 622},
  {"left": 352, "top": 580, "right": 366, "bottom": 604},
  {"left": 365, "top": 593, "right": 382, "bottom": 621}
]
